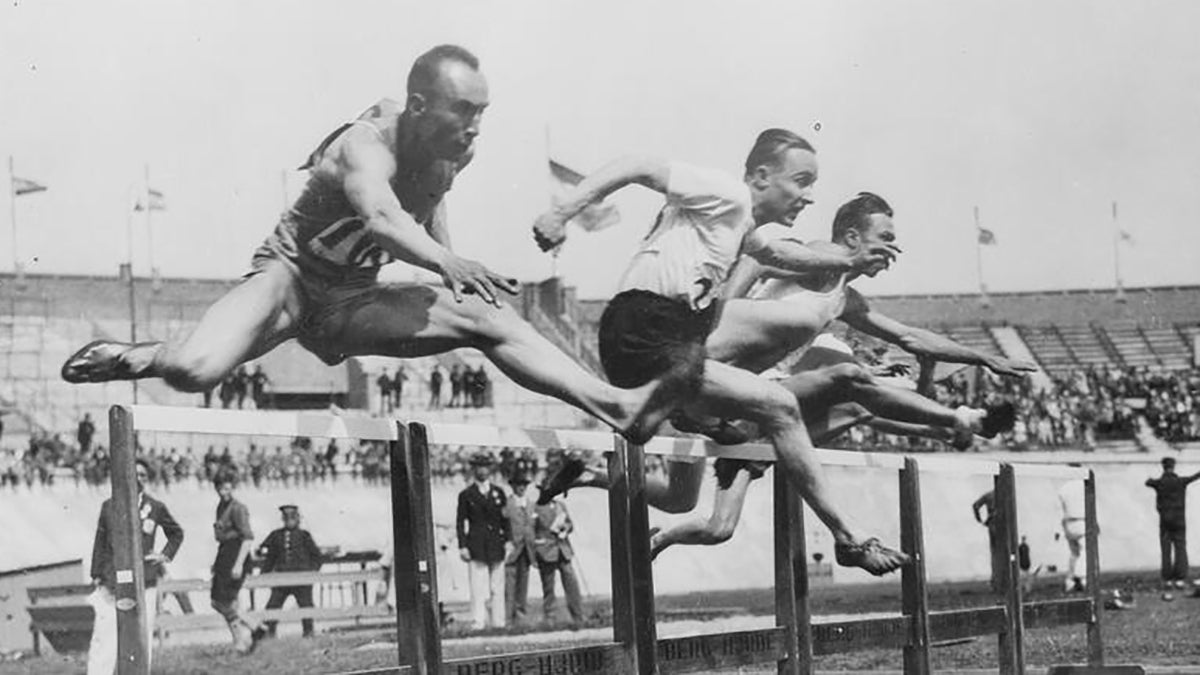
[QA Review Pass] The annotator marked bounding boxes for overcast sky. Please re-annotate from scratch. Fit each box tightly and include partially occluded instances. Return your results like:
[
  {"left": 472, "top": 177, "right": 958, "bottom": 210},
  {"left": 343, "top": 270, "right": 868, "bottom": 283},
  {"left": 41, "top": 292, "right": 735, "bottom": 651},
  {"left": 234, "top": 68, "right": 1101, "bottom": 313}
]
[{"left": 3, "top": 0, "right": 1199, "bottom": 299}]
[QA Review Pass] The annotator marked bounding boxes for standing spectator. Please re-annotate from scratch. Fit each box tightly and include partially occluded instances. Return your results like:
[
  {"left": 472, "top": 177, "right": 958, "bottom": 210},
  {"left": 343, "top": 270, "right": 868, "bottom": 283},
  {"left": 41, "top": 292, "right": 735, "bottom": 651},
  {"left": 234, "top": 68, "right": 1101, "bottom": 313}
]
[
  {"left": 972, "top": 490, "right": 1004, "bottom": 594},
  {"left": 477, "top": 365, "right": 492, "bottom": 408},
  {"left": 449, "top": 365, "right": 463, "bottom": 407},
  {"left": 77, "top": 413, "right": 96, "bottom": 456},
  {"left": 257, "top": 505, "right": 323, "bottom": 638},
  {"left": 377, "top": 369, "right": 393, "bottom": 414},
  {"left": 0, "top": 411, "right": 5, "bottom": 446},
  {"left": 211, "top": 469, "right": 266, "bottom": 654},
  {"left": 219, "top": 376, "right": 236, "bottom": 409},
  {"left": 86, "top": 458, "right": 183, "bottom": 675},
  {"left": 232, "top": 366, "right": 250, "bottom": 410},
  {"left": 1057, "top": 470, "right": 1088, "bottom": 592},
  {"left": 249, "top": 365, "right": 271, "bottom": 410},
  {"left": 325, "top": 440, "right": 340, "bottom": 482},
  {"left": 533, "top": 493, "right": 584, "bottom": 627},
  {"left": 429, "top": 366, "right": 443, "bottom": 409},
  {"left": 248, "top": 445, "right": 266, "bottom": 488},
  {"left": 202, "top": 384, "right": 215, "bottom": 408},
  {"left": 1146, "top": 457, "right": 1200, "bottom": 589},
  {"left": 392, "top": 366, "right": 408, "bottom": 410},
  {"left": 504, "top": 473, "right": 537, "bottom": 625},
  {"left": 456, "top": 452, "right": 510, "bottom": 630}
]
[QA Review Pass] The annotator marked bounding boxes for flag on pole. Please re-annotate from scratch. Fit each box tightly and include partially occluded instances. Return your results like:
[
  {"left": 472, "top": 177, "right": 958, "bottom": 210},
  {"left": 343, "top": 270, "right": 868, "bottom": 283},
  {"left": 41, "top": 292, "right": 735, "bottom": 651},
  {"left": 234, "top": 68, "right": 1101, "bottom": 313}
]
[
  {"left": 12, "top": 176, "right": 47, "bottom": 196},
  {"left": 977, "top": 227, "right": 997, "bottom": 245},
  {"left": 134, "top": 188, "right": 167, "bottom": 212},
  {"left": 1118, "top": 229, "right": 1134, "bottom": 244},
  {"left": 549, "top": 159, "right": 620, "bottom": 232}
]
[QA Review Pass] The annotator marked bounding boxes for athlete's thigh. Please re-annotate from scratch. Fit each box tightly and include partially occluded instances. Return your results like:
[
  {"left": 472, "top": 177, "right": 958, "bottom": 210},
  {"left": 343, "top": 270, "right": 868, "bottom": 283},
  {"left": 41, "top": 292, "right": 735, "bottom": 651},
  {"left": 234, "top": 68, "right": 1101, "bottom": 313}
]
[
  {"left": 164, "top": 261, "right": 300, "bottom": 369},
  {"left": 709, "top": 471, "right": 754, "bottom": 530},
  {"left": 689, "top": 360, "right": 795, "bottom": 422},
  {"left": 310, "top": 282, "right": 506, "bottom": 359},
  {"left": 806, "top": 402, "right": 872, "bottom": 445}
]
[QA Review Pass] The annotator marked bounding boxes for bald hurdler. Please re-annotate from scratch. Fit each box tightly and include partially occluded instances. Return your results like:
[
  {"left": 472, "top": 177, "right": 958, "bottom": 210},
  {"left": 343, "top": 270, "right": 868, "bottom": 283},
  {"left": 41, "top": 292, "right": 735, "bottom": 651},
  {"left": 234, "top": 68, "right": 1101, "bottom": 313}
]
[
  {"left": 60, "top": 45, "right": 687, "bottom": 443},
  {"left": 534, "top": 129, "right": 909, "bottom": 575},
  {"left": 650, "top": 192, "right": 1036, "bottom": 557}
]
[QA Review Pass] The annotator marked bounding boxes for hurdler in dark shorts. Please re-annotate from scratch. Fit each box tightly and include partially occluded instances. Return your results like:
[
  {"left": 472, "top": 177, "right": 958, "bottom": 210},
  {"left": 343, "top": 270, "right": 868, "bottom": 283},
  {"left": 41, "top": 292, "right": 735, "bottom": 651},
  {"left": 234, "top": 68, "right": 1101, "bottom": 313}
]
[
  {"left": 598, "top": 289, "right": 767, "bottom": 485},
  {"left": 597, "top": 289, "right": 713, "bottom": 389}
]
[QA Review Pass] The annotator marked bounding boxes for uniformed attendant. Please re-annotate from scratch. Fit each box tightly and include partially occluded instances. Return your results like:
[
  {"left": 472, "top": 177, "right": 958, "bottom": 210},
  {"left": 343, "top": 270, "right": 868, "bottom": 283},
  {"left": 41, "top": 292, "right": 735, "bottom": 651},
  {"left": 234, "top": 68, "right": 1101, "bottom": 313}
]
[
  {"left": 456, "top": 451, "right": 510, "bottom": 629},
  {"left": 257, "top": 504, "right": 324, "bottom": 637},
  {"left": 503, "top": 473, "right": 536, "bottom": 624}
]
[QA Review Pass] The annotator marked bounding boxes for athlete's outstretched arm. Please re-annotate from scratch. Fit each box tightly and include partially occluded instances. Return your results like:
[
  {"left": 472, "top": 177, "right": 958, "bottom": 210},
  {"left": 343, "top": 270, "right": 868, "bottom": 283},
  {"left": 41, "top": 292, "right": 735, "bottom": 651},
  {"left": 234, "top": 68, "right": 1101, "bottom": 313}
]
[
  {"left": 741, "top": 233, "right": 898, "bottom": 277},
  {"left": 533, "top": 156, "right": 670, "bottom": 251},
  {"left": 839, "top": 288, "right": 1037, "bottom": 377},
  {"left": 337, "top": 132, "right": 516, "bottom": 305}
]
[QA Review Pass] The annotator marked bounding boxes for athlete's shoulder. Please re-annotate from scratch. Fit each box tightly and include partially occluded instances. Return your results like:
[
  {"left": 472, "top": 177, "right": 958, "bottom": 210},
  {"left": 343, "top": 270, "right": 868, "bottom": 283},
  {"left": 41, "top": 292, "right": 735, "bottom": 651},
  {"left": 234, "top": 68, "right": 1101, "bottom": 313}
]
[
  {"left": 354, "top": 98, "right": 404, "bottom": 123},
  {"left": 667, "top": 161, "right": 749, "bottom": 211}
]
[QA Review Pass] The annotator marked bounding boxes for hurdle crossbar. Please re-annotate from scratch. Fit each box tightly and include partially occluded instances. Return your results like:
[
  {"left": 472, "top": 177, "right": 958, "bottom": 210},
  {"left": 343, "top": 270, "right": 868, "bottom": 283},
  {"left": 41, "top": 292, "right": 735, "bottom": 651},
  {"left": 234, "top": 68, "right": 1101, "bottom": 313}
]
[{"left": 105, "top": 408, "right": 1105, "bottom": 674}]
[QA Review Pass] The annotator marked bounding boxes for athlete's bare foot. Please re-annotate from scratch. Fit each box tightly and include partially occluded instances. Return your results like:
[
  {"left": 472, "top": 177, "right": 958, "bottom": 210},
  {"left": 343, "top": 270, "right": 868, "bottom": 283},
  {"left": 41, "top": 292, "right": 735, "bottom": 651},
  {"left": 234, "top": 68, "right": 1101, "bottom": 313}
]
[
  {"left": 834, "top": 537, "right": 910, "bottom": 576},
  {"left": 620, "top": 344, "right": 706, "bottom": 445},
  {"left": 61, "top": 340, "right": 153, "bottom": 383}
]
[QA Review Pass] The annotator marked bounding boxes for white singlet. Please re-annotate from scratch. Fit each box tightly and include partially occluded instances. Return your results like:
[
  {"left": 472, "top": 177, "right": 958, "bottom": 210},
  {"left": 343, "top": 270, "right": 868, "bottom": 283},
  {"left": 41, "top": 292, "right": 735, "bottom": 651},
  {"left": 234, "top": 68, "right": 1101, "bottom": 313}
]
[
  {"left": 751, "top": 269, "right": 852, "bottom": 380},
  {"left": 616, "top": 162, "right": 752, "bottom": 311}
]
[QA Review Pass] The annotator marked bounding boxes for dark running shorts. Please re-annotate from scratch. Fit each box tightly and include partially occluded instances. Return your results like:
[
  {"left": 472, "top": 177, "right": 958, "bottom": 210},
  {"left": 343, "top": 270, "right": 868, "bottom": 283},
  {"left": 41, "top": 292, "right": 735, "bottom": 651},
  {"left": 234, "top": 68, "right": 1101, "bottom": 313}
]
[
  {"left": 713, "top": 458, "right": 772, "bottom": 490},
  {"left": 598, "top": 289, "right": 715, "bottom": 388}
]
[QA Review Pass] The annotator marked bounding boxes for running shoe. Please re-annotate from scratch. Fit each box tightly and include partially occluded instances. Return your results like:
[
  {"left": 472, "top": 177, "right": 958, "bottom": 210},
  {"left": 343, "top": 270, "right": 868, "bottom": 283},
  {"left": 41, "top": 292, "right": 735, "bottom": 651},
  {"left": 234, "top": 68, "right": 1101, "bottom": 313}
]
[
  {"left": 61, "top": 340, "right": 139, "bottom": 383},
  {"left": 979, "top": 401, "right": 1017, "bottom": 439},
  {"left": 537, "top": 456, "right": 586, "bottom": 505},
  {"left": 834, "top": 537, "right": 910, "bottom": 577}
]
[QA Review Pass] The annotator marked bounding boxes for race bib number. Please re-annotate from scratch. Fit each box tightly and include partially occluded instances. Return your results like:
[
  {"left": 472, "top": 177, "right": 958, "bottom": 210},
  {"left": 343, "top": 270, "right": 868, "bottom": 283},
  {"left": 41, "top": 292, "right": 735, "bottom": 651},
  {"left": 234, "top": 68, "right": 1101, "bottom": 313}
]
[{"left": 308, "top": 217, "right": 394, "bottom": 268}]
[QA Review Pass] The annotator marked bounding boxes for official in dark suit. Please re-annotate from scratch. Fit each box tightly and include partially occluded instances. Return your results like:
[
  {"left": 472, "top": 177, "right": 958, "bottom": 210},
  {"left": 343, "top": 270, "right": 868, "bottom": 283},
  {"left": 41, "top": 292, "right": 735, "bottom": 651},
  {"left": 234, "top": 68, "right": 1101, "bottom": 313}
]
[
  {"left": 87, "top": 458, "right": 184, "bottom": 675},
  {"left": 503, "top": 472, "right": 536, "bottom": 624},
  {"left": 257, "top": 504, "right": 324, "bottom": 637},
  {"left": 533, "top": 495, "right": 584, "bottom": 626},
  {"left": 456, "top": 451, "right": 510, "bottom": 629}
]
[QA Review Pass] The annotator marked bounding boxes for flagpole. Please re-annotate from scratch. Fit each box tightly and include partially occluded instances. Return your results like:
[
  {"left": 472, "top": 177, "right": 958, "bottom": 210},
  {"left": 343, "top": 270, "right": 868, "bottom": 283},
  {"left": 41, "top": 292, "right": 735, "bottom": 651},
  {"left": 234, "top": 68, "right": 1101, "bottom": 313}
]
[
  {"left": 545, "top": 124, "right": 558, "bottom": 279},
  {"left": 125, "top": 185, "right": 139, "bottom": 404},
  {"left": 974, "top": 206, "right": 989, "bottom": 307},
  {"left": 1112, "top": 201, "right": 1125, "bottom": 303},
  {"left": 145, "top": 164, "right": 156, "bottom": 281},
  {"left": 8, "top": 156, "right": 18, "bottom": 275}
]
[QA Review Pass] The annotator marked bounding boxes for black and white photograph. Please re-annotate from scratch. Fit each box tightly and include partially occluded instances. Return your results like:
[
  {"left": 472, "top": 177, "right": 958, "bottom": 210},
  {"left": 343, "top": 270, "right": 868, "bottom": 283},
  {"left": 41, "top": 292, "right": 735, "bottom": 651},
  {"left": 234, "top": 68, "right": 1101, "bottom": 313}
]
[{"left": 2, "top": 1, "right": 1199, "bottom": 673}]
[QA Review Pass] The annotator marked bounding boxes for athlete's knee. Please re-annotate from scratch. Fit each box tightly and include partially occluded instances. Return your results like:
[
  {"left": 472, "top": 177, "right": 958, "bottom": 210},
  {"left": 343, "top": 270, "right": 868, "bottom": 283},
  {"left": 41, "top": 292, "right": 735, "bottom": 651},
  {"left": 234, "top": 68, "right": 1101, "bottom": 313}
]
[
  {"left": 754, "top": 385, "right": 802, "bottom": 430},
  {"left": 158, "top": 348, "right": 229, "bottom": 393},
  {"left": 828, "top": 363, "right": 872, "bottom": 392}
]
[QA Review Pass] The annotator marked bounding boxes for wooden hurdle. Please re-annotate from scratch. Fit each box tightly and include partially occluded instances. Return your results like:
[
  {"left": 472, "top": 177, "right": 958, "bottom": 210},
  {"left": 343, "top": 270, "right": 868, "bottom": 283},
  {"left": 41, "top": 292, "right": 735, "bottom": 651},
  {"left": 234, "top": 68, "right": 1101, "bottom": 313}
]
[{"left": 105, "top": 406, "right": 1112, "bottom": 674}]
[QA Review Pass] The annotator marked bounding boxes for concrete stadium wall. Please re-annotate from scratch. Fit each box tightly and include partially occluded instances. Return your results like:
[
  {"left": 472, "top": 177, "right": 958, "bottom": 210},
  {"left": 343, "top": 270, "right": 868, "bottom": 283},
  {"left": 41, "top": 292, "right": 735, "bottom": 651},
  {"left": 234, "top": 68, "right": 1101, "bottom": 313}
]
[{"left": 2, "top": 452, "right": 1193, "bottom": 615}]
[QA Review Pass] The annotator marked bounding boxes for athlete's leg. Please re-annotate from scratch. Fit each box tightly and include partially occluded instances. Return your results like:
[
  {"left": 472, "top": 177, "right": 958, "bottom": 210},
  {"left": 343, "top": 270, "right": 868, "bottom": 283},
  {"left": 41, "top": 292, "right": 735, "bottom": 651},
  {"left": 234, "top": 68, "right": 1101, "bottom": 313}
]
[
  {"left": 650, "top": 468, "right": 753, "bottom": 559},
  {"left": 63, "top": 261, "right": 300, "bottom": 391},
  {"left": 540, "top": 452, "right": 706, "bottom": 513},
  {"left": 687, "top": 361, "right": 906, "bottom": 574},
  {"left": 313, "top": 284, "right": 694, "bottom": 442}
]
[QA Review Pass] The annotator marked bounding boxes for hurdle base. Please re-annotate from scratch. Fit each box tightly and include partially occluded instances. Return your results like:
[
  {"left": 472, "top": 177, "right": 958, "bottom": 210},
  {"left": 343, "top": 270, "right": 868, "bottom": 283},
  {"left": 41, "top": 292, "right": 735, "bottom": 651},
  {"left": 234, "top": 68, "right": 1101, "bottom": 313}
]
[{"left": 1046, "top": 665, "right": 1146, "bottom": 675}]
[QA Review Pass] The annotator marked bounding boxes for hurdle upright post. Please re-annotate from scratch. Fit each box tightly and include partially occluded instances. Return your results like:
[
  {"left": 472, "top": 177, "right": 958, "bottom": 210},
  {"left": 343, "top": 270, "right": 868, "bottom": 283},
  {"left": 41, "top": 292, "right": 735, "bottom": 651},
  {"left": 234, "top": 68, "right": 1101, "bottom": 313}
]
[
  {"left": 109, "top": 405, "right": 149, "bottom": 675},
  {"left": 899, "top": 457, "right": 931, "bottom": 675},
  {"left": 607, "top": 436, "right": 638, "bottom": 671},
  {"left": 774, "top": 464, "right": 811, "bottom": 675},
  {"left": 390, "top": 422, "right": 442, "bottom": 674},
  {"left": 1084, "top": 469, "right": 1104, "bottom": 667},
  {"left": 625, "top": 441, "right": 659, "bottom": 674},
  {"left": 995, "top": 463, "right": 1025, "bottom": 675}
]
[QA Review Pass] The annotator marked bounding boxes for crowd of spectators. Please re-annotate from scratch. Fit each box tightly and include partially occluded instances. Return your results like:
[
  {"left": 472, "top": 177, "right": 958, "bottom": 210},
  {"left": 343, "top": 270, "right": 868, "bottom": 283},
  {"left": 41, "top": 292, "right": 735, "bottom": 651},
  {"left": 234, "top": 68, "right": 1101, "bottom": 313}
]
[
  {"left": 840, "top": 362, "right": 1200, "bottom": 452},
  {"left": 427, "top": 364, "right": 493, "bottom": 410}
]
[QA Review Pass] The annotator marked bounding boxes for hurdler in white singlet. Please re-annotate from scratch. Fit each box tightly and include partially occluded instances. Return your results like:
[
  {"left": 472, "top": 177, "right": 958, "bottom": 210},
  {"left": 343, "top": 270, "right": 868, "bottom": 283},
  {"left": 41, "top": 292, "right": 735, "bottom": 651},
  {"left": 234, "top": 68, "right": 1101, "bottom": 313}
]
[{"left": 616, "top": 162, "right": 753, "bottom": 311}]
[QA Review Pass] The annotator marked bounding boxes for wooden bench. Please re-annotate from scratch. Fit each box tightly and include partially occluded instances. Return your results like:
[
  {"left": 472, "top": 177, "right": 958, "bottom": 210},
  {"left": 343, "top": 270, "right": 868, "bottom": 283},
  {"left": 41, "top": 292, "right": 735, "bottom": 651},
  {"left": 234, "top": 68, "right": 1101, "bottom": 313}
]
[{"left": 26, "top": 583, "right": 95, "bottom": 655}]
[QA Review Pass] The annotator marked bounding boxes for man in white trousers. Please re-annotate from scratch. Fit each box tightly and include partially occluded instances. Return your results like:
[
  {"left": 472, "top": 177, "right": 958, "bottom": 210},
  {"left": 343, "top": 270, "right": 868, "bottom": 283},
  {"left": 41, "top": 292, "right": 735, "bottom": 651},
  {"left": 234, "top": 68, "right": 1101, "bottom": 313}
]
[
  {"left": 456, "top": 451, "right": 511, "bottom": 629},
  {"left": 1057, "top": 465, "right": 1088, "bottom": 592},
  {"left": 87, "top": 458, "right": 184, "bottom": 674}
]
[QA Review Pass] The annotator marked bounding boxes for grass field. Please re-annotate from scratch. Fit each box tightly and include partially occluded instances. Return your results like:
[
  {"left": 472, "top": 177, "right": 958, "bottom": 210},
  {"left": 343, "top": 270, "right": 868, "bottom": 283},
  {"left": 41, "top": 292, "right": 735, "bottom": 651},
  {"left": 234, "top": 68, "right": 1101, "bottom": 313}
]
[{"left": 5, "top": 571, "right": 1196, "bottom": 674}]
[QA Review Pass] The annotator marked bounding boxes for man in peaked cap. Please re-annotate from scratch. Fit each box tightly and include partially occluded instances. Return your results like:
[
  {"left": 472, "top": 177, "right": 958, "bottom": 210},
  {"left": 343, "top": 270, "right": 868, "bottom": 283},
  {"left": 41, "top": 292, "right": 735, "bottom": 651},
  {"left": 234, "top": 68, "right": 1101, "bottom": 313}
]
[
  {"left": 257, "top": 504, "right": 324, "bottom": 637},
  {"left": 456, "top": 451, "right": 510, "bottom": 629},
  {"left": 503, "top": 471, "right": 537, "bottom": 625}
]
